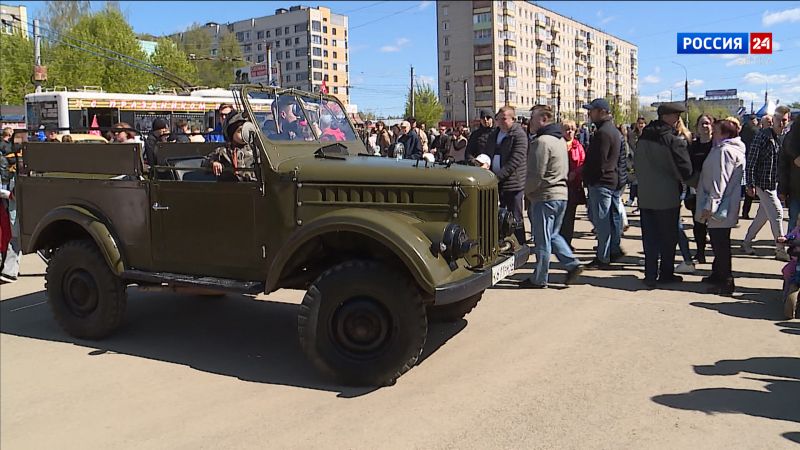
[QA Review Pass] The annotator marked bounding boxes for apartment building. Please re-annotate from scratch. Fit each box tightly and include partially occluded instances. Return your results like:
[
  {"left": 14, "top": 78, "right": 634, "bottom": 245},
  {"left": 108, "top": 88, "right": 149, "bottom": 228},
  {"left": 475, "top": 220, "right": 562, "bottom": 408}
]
[
  {"left": 176, "top": 5, "right": 350, "bottom": 104},
  {"left": 0, "top": 3, "right": 28, "bottom": 36},
  {"left": 437, "top": 1, "right": 638, "bottom": 124}
]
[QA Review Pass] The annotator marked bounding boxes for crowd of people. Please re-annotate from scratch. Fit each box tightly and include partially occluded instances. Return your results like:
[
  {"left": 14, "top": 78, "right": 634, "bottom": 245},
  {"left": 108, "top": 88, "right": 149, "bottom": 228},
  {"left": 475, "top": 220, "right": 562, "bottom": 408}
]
[{"left": 3, "top": 99, "right": 800, "bottom": 317}]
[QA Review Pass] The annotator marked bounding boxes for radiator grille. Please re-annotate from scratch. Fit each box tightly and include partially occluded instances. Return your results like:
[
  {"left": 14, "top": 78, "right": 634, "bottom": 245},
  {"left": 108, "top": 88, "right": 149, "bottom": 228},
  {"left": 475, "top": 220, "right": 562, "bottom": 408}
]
[{"left": 477, "top": 187, "right": 499, "bottom": 263}]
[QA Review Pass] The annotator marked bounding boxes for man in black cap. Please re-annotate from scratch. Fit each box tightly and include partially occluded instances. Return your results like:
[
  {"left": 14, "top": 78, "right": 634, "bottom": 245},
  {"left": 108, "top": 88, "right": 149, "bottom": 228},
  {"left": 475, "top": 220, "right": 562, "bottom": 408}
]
[
  {"left": 44, "top": 124, "right": 60, "bottom": 142},
  {"left": 634, "top": 102, "right": 692, "bottom": 288},
  {"left": 582, "top": 98, "right": 622, "bottom": 269},
  {"left": 144, "top": 117, "right": 172, "bottom": 166},
  {"left": 466, "top": 110, "right": 495, "bottom": 161}
]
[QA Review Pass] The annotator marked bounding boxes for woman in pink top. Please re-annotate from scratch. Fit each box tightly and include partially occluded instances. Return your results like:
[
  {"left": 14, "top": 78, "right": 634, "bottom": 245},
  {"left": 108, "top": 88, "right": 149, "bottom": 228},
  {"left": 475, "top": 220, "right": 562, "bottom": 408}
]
[{"left": 561, "top": 119, "right": 586, "bottom": 248}]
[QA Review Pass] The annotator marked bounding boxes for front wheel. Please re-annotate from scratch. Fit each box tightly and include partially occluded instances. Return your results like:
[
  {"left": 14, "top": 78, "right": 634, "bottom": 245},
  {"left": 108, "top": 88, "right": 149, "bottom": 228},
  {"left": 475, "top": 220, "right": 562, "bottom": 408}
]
[
  {"left": 45, "top": 240, "right": 127, "bottom": 339},
  {"left": 427, "top": 292, "right": 483, "bottom": 323},
  {"left": 298, "top": 260, "right": 427, "bottom": 386}
]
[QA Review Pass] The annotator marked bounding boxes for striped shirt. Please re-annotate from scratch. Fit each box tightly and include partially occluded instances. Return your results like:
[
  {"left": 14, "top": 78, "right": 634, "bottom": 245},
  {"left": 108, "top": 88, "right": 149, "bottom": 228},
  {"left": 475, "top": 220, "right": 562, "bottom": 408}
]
[{"left": 746, "top": 128, "right": 781, "bottom": 191}]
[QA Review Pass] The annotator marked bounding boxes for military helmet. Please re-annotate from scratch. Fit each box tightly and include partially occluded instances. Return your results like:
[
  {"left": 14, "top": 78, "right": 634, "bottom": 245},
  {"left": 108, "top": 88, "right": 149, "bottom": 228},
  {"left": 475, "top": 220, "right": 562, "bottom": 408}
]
[{"left": 222, "top": 111, "right": 248, "bottom": 142}]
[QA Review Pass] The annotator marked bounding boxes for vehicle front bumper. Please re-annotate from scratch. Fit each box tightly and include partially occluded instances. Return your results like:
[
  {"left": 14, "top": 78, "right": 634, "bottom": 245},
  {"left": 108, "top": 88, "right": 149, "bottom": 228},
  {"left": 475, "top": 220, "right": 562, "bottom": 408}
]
[{"left": 433, "top": 245, "right": 530, "bottom": 305}]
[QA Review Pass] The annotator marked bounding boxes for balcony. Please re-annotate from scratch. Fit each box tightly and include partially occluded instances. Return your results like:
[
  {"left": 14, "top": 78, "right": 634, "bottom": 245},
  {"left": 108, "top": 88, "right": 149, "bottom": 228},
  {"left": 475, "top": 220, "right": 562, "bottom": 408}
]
[
  {"left": 575, "top": 76, "right": 585, "bottom": 86},
  {"left": 502, "top": 5, "right": 515, "bottom": 17},
  {"left": 552, "top": 57, "right": 561, "bottom": 67},
  {"left": 504, "top": 38, "right": 517, "bottom": 48},
  {"left": 536, "top": 30, "right": 549, "bottom": 42},
  {"left": 472, "top": 0, "right": 491, "bottom": 11},
  {"left": 475, "top": 84, "right": 493, "bottom": 92},
  {"left": 587, "top": 57, "right": 595, "bottom": 68}
]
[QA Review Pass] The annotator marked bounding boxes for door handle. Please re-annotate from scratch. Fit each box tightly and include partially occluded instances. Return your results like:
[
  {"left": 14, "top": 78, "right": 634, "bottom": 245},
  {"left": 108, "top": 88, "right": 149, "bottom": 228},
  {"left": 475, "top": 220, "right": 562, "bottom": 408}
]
[{"left": 152, "top": 202, "right": 170, "bottom": 211}]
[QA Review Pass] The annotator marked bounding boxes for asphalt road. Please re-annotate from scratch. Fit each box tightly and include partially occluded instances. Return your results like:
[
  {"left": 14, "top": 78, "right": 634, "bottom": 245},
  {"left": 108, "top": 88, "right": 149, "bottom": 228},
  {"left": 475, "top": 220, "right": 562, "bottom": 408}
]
[{"left": 1, "top": 210, "right": 798, "bottom": 449}]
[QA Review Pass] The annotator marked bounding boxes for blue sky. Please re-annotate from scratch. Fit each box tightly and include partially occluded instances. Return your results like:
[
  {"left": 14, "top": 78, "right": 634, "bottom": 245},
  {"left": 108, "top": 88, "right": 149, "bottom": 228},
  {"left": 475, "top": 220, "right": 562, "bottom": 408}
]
[{"left": 16, "top": 1, "right": 800, "bottom": 115}]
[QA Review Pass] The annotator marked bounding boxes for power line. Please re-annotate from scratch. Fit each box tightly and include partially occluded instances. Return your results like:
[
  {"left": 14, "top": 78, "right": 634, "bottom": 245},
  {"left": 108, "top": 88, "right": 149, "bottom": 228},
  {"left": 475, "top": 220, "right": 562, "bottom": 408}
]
[{"left": 350, "top": 3, "right": 420, "bottom": 30}]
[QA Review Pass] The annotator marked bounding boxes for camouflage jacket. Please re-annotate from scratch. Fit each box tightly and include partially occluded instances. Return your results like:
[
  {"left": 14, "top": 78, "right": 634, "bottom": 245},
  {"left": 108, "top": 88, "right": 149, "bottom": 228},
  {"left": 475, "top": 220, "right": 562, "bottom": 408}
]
[{"left": 206, "top": 144, "right": 257, "bottom": 182}]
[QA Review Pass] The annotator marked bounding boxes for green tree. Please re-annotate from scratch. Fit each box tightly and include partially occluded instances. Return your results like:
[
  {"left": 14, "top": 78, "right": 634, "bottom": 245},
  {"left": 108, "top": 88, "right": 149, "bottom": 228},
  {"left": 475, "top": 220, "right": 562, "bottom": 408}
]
[
  {"left": 43, "top": 0, "right": 90, "bottom": 35},
  {"left": 0, "top": 30, "right": 34, "bottom": 104},
  {"left": 404, "top": 83, "right": 444, "bottom": 127},
  {"left": 359, "top": 110, "right": 377, "bottom": 122},
  {"left": 150, "top": 37, "right": 198, "bottom": 88},
  {"left": 605, "top": 95, "right": 625, "bottom": 126},
  {"left": 174, "top": 25, "right": 242, "bottom": 88},
  {"left": 788, "top": 101, "right": 800, "bottom": 109},
  {"left": 48, "top": 9, "right": 151, "bottom": 93},
  {"left": 628, "top": 94, "right": 640, "bottom": 123}
]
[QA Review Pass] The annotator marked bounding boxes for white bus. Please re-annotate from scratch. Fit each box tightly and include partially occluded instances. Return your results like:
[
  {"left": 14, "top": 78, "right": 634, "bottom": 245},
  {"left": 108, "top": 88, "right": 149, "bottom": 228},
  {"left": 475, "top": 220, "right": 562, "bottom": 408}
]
[{"left": 23, "top": 88, "right": 274, "bottom": 137}]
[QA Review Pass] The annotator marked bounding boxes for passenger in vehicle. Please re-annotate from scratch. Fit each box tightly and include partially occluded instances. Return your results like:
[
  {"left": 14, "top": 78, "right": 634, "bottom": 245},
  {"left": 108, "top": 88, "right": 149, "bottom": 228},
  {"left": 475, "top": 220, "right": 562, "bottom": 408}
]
[
  {"left": 189, "top": 125, "right": 206, "bottom": 143},
  {"left": 44, "top": 125, "right": 60, "bottom": 142},
  {"left": 173, "top": 118, "right": 191, "bottom": 143},
  {"left": 320, "top": 115, "right": 346, "bottom": 142},
  {"left": 144, "top": 118, "right": 171, "bottom": 166},
  {"left": 271, "top": 96, "right": 303, "bottom": 141},
  {"left": 205, "top": 112, "right": 256, "bottom": 182},
  {"left": 60, "top": 135, "right": 73, "bottom": 143}
]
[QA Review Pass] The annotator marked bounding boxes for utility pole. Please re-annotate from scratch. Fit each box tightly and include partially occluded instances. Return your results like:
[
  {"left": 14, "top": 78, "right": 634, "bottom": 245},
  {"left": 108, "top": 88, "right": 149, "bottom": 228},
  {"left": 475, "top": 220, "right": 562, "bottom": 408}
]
[
  {"left": 673, "top": 61, "right": 688, "bottom": 123},
  {"left": 410, "top": 65, "right": 415, "bottom": 117},
  {"left": 33, "top": 19, "right": 42, "bottom": 93},
  {"left": 463, "top": 79, "right": 469, "bottom": 129},
  {"left": 266, "top": 40, "right": 272, "bottom": 86}
]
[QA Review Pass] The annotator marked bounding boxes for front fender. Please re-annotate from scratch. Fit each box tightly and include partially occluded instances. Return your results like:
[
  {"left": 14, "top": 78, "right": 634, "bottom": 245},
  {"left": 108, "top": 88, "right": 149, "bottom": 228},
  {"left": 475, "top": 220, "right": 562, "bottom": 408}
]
[
  {"left": 27, "top": 205, "right": 126, "bottom": 275},
  {"left": 266, "top": 209, "right": 454, "bottom": 294}
]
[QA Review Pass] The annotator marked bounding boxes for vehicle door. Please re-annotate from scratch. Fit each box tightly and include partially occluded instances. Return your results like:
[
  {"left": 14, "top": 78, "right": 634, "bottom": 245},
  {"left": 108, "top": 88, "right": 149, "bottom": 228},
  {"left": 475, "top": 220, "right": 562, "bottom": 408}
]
[{"left": 148, "top": 142, "right": 264, "bottom": 281}]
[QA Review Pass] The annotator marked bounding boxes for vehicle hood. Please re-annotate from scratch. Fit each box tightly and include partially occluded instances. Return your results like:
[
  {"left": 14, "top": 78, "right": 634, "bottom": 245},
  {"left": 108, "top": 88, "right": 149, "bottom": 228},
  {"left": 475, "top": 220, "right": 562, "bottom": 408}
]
[{"left": 279, "top": 155, "right": 498, "bottom": 187}]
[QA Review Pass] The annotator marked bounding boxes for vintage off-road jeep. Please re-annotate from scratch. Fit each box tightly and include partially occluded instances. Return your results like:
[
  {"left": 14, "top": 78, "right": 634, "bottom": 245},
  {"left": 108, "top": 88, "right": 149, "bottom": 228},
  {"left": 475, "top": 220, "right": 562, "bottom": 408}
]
[{"left": 17, "top": 86, "right": 528, "bottom": 386}]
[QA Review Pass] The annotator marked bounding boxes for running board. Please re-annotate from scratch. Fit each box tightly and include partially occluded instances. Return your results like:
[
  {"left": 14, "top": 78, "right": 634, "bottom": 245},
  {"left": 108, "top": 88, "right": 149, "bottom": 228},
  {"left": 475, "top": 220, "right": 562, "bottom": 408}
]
[{"left": 122, "top": 270, "right": 264, "bottom": 294}]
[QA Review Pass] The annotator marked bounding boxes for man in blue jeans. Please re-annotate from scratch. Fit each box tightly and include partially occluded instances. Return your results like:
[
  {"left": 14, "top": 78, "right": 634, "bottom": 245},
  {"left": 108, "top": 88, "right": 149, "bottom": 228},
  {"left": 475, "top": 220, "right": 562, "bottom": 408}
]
[
  {"left": 520, "top": 105, "right": 583, "bottom": 288},
  {"left": 582, "top": 99, "right": 622, "bottom": 269}
]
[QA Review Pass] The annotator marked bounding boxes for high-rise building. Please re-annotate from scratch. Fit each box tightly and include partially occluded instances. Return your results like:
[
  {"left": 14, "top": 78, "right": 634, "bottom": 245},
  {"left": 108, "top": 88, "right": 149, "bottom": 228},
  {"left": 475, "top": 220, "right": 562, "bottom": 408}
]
[
  {"left": 173, "top": 5, "right": 350, "bottom": 104},
  {"left": 437, "top": 1, "right": 638, "bottom": 124},
  {"left": 0, "top": 4, "right": 28, "bottom": 36}
]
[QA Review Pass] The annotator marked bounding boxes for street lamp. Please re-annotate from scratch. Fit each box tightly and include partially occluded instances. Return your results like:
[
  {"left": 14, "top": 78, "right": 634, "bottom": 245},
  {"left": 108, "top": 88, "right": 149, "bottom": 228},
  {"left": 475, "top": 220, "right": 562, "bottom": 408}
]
[{"left": 672, "top": 61, "right": 688, "bottom": 122}]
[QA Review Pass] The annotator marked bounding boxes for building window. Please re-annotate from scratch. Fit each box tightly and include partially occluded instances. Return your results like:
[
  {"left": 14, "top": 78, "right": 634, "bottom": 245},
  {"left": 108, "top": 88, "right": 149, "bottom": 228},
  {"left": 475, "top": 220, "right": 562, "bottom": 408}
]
[
  {"left": 276, "top": 27, "right": 282, "bottom": 36},
  {"left": 295, "top": 48, "right": 305, "bottom": 57},
  {"left": 296, "top": 74, "right": 305, "bottom": 81},
  {"left": 333, "top": 75, "right": 338, "bottom": 82},
  {"left": 444, "top": 65, "right": 451, "bottom": 76},
  {"left": 332, "top": 28, "right": 337, "bottom": 35},
  {"left": 312, "top": 47, "right": 322, "bottom": 56},
  {"left": 324, "top": 62, "right": 329, "bottom": 69},
  {"left": 286, "top": 75, "right": 291, "bottom": 82},
  {"left": 324, "top": 38, "right": 328, "bottom": 45},
  {"left": 333, "top": 51, "right": 338, "bottom": 59},
  {"left": 332, "top": 39, "right": 338, "bottom": 46},
  {"left": 333, "top": 63, "right": 338, "bottom": 70},
  {"left": 236, "top": 31, "right": 244, "bottom": 42},
  {"left": 246, "top": 56, "right": 251, "bottom": 62},
  {"left": 324, "top": 74, "right": 329, "bottom": 82},
  {"left": 284, "top": 27, "right": 289, "bottom": 34},
  {"left": 313, "top": 60, "right": 322, "bottom": 68},
  {"left": 445, "top": 81, "right": 451, "bottom": 91},
  {"left": 244, "top": 44, "right": 252, "bottom": 53},
  {"left": 313, "top": 72, "right": 323, "bottom": 81},
  {"left": 312, "top": 20, "right": 321, "bottom": 32},
  {"left": 257, "top": 43, "right": 263, "bottom": 51},
  {"left": 444, "top": 36, "right": 449, "bottom": 46},
  {"left": 444, "top": 50, "right": 450, "bottom": 60},
  {"left": 244, "top": 31, "right": 250, "bottom": 40},
  {"left": 442, "top": 21, "right": 449, "bottom": 31},
  {"left": 295, "top": 23, "right": 305, "bottom": 33},
  {"left": 276, "top": 40, "right": 281, "bottom": 48},
  {"left": 443, "top": 6, "right": 449, "bottom": 16},
  {"left": 296, "top": 61, "right": 301, "bottom": 69},
  {"left": 286, "top": 62, "right": 292, "bottom": 70},
  {"left": 285, "top": 51, "right": 290, "bottom": 58},
  {"left": 257, "top": 30, "right": 264, "bottom": 40},
  {"left": 323, "top": 25, "right": 328, "bottom": 33},
  {"left": 257, "top": 55, "right": 264, "bottom": 63},
  {"left": 323, "top": 50, "right": 328, "bottom": 57},
  {"left": 295, "top": 37, "right": 300, "bottom": 45},
  {"left": 286, "top": 38, "right": 292, "bottom": 46},
  {"left": 333, "top": 86, "right": 339, "bottom": 94},
  {"left": 266, "top": 30, "right": 271, "bottom": 38},
  {"left": 312, "top": 35, "right": 322, "bottom": 44},
  {"left": 275, "top": 51, "right": 281, "bottom": 60}
]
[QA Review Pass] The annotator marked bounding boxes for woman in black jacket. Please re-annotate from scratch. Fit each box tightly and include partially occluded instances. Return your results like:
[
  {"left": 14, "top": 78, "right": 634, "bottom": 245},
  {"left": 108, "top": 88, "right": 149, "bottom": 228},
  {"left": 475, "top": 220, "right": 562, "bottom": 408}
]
[{"left": 685, "top": 114, "right": 715, "bottom": 263}]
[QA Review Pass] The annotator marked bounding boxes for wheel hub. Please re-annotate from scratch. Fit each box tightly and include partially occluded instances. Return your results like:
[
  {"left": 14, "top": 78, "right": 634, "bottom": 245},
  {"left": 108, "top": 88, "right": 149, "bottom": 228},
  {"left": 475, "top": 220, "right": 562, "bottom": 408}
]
[
  {"left": 63, "top": 269, "right": 99, "bottom": 317},
  {"left": 332, "top": 297, "right": 391, "bottom": 358}
]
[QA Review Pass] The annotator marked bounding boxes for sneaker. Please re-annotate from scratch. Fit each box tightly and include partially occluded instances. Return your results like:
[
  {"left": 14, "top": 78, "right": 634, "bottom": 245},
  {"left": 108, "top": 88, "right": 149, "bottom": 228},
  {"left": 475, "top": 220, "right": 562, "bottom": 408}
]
[
  {"left": 585, "top": 258, "right": 612, "bottom": 270},
  {"left": 519, "top": 279, "right": 547, "bottom": 289},
  {"left": 0, "top": 274, "right": 17, "bottom": 284},
  {"left": 564, "top": 265, "right": 584, "bottom": 286},
  {"left": 740, "top": 242, "right": 755, "bottom": 255},
  {"left": 658, "top": 274, "right": 684, "bottom": 284},
  {"left": 610, "top": 250, "right": 627, "bottom": 263},
  {"left": 693, "top": 252, "right": 707, "bottom": 264},
  {"left": 675, "top": 261, "right": 696, "bottom": 274},
  {"left": 706, "top": 279, "right": 735, "bottom": 296},
  {"left": 776, "top": 248, "right": 790, "bottom": 262}
]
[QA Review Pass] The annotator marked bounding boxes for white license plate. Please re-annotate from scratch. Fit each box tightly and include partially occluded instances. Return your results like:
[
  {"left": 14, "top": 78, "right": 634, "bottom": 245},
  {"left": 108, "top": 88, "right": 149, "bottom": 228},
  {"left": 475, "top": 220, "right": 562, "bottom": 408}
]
[{"left": 491, "top": 257, "right": 516, "bottom": 285}]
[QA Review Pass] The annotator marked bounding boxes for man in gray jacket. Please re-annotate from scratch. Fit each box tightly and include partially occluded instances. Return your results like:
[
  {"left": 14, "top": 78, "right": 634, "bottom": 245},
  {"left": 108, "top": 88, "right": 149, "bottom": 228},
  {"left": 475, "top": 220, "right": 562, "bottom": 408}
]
[
  {"left": 520, "top": 105, "right": 583, "bottom": 288},
  {"left": 634, "top": 102, "right": 693, "bottom": 288}
]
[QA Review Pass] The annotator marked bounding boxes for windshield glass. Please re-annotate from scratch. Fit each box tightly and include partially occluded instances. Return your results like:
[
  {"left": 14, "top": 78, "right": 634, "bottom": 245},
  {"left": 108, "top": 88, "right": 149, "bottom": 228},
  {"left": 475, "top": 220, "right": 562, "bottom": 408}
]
[{"left": 245, "top": 89, "right": 358, "bottom": 143}]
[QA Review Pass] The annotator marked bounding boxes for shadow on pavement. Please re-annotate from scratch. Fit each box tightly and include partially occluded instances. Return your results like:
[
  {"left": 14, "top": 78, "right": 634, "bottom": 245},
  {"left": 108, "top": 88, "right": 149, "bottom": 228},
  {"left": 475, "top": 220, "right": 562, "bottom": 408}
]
[
  {"left": 776, "top": 321, "right": 800, "bottom": 336},
  {"left": 691, "top": 286, "right": 785, "bottom": 321},
  {"left": 0, "top": 289, "right": 466, "bottom": 397},
  {"left": 652, "top": 357, "right": 800, "bottom": 442},
  {"left": 783, "top": 432, "right": 800, "bottom": 444}
]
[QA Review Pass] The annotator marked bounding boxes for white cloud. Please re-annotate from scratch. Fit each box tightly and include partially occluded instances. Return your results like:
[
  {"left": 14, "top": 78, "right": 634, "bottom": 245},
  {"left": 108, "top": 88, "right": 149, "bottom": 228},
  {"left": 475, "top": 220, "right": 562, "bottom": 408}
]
[
  {"left": 738, "top": 91, "right": 760, "bottom": 102},
  {"left": 743, "top": 72, "right": 800, "bottom": 85},
  {"left": 639, "top": 90, "right": 672, "bottom": 105},
  {"left": 380, "top": 37, "right": 411, "bottom": 53},
  {"left": 762, "top": 7, "right": 800, "bottom": 26},
  {"left": 595, "top": 10, "right": 616, "bottom": 25},
  {"left": 654, "top": 66, "right": 661, "bottom": 74},
  {"left": 642, "top": 75, "right": 660, "bottom": 84},
  {"left": 672, "top": 79, "right": 704, "bottom": 88},
  {"left": 419, "top": 0, "right": 432, "bottom": 10},
  {"left": 417, "top": 75, "right": 435, "bottom": 86}
]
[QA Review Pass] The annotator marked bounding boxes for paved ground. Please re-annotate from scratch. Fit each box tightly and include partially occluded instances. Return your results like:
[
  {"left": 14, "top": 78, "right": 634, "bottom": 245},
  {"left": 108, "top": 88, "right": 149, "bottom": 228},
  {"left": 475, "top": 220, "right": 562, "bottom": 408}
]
[{"left": 1, "top": 209, "right": 798, "bottom": 449}]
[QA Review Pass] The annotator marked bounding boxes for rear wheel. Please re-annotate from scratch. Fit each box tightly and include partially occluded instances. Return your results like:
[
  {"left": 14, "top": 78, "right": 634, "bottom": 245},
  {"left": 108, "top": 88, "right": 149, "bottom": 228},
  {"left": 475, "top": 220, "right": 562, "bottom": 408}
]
[
  {"left": 427, "top": 292, "right": 483, "bottom": 323},
  {"left": 785, "top": 284, "right": 798, "bottom": 320},
  {"left": 298, "top": 260, "right": 427, "bottom": 386},
  {"left": 45, "top": 240, "right": 127, "bottom": 339}
]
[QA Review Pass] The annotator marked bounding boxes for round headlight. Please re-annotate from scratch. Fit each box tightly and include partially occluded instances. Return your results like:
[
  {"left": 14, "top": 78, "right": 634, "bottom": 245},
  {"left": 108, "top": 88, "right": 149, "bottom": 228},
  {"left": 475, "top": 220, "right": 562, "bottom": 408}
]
[
  {"left": 441, "top": 223, "right": 470, "bottom": 262},
  {"left": 498, "top": 208, "right": 515, "bottom": 238}
]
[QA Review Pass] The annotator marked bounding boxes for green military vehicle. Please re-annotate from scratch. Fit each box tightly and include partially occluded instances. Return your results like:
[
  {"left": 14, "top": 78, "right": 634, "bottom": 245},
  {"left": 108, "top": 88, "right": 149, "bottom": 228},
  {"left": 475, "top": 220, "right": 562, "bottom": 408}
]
[{"left": 17, "top": 86, "right": 528, "bottom": 386}]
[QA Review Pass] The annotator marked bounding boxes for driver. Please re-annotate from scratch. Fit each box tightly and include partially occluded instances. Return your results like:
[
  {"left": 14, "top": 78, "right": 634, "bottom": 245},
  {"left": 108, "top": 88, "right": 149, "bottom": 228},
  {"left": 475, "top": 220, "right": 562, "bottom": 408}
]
[
  {"left": 271, "top": 96, "right": 303, "bottom": 141},
  {"left": 205, "top": 111, "right": 256, "bottom": 182}
]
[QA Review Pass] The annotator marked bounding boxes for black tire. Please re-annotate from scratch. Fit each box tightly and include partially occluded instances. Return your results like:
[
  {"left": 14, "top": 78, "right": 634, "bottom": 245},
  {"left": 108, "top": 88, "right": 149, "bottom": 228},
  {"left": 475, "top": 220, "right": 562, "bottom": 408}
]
[
  {"left": 45, "top": 240, "right": 127, "bottom": 339},
  {"left": 427, "top": 292, "right": 483, "bottom": 323},
  {"left": 298, "top": 260, "right": 427, "bottom": 386}
]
